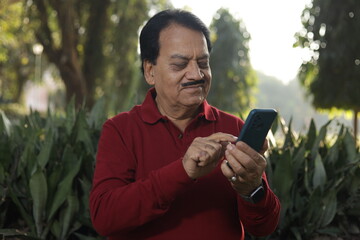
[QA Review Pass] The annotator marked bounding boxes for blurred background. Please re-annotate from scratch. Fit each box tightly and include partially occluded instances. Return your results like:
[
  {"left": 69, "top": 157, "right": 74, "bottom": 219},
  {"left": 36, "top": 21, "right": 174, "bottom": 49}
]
[
  {"left": 0, "top": 0, "right": 359, "bottom": 140},
  {"left": 1, "top": 1, "right": 360, "bottom": 239}
]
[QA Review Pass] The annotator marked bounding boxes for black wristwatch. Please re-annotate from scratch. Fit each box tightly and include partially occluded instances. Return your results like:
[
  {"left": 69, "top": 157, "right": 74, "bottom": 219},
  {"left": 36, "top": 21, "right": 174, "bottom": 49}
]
[{"left": 240, "top": 181, "right": 265, "bottom": 204}]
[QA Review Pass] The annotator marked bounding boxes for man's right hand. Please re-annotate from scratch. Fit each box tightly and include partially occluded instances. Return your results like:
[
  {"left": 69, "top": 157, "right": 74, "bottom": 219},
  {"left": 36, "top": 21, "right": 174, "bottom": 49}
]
[{"left": 182, "top": 132, "right": 237, "bottom": 179}]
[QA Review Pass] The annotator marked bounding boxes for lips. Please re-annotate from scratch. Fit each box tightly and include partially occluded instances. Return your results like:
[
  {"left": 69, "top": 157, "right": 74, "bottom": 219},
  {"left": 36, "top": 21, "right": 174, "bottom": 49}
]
[{"left": 181, "top": 79, "right": 205, "bottom": 87}]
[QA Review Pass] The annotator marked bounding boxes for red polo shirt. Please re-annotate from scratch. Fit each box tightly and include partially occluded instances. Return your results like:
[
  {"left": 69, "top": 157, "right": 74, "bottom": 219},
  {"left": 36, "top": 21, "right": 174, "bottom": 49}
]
[{"left": 90, "top": 88, "right": 280, "bottom": 240}]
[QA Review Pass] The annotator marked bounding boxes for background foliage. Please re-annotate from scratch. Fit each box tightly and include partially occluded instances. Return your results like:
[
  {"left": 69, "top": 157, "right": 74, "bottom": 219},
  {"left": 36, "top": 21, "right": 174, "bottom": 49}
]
[
  {"left": 1, "top": 104, "right": 359, "bottom": 240},
  {"left": 0, "top": 0, "right": 171, "bottom": 112},
  {"left": 1, "top": 0, "right": 360, "bottom": 239},
  {"left": 0, "top": 1, "right": 259, "bottom": 116},
  {"left": 266, "top": 117, "right": 360, "bottom": 239},
  {"left": 208, "top": 8, "right": 256, "bottom": 113},
  {"left": 0, "top": 99, "right": 107, "bottom": 240},
  {"left": 0, "top": 2, "right": 34, "bottom": 103},
  {"left": 294, "top": 0, "right": 360, "bottom": 139}
]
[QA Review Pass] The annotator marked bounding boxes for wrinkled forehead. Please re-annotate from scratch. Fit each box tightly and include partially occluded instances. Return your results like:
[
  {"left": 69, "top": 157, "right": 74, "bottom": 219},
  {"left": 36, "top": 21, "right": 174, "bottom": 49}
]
[{"left": 158, "top": 23, "right": 209, "bottom": 56}]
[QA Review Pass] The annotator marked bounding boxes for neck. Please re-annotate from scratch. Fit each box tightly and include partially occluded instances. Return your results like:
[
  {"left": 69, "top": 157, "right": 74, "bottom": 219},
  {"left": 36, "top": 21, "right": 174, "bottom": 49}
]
[{"left": 156, "top": 98, "right": 200, "bottom": 132}]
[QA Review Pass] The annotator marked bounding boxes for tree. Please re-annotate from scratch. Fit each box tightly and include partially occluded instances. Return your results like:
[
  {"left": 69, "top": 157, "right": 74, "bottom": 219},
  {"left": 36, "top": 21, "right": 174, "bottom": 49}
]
[
  {"left": 0, "top": 0, "right": 171, "bottom": 112},
  {"left": 208, "top": 8, "right": 256, "bottom": 113},
  {"left": 295, "top": 0, "right": 360, "bottom": 141},
  {"left": 27, "top": 0, "right": 111, "bottom": 107},
  {"left": 0, "top": 3, "right": 34, "bottom": 103},
  {"left": 4, "top": 0, "right": 152, "bottom": 109}
]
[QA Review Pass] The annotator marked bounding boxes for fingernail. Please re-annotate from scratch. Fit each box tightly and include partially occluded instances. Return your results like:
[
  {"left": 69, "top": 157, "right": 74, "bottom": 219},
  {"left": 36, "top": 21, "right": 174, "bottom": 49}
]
[{"left": 227, "top": 144, "right": 234, "bottom": 150}]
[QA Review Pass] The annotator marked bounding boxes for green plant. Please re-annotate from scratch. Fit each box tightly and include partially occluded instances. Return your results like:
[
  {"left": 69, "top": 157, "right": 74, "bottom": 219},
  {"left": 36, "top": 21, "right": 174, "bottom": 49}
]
[
  {"left": 0, "top": 98, "right": 107, "bottom": 240},
  {"left": 266, "top": 117, "right": 360, "bottom": 240},
  {"left": 2, "top": 104, "right": 359, "bottom": 240}
]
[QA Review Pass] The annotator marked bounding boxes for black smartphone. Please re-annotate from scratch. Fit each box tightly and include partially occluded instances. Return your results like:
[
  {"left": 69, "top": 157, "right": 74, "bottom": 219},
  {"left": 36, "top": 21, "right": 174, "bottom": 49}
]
[{"left": 237, "top": 109, "right": 277, "bottom": 152}]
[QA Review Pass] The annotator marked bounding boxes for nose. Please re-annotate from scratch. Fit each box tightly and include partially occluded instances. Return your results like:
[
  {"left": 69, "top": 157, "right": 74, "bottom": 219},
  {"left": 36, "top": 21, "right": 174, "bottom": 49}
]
[{"left": 185, "top": 62, "right": 204, "bottom": 80}]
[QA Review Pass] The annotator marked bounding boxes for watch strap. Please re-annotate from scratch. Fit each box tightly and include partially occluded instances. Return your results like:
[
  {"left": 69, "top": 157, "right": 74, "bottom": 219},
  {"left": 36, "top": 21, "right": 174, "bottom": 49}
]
[{"left": 240, "top": 180, "right": 265, "bottom": 204}]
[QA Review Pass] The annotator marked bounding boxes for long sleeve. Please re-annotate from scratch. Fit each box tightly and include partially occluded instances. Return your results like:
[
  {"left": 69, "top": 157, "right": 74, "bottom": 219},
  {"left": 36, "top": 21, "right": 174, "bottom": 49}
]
[
  {"left": 89, "top": 91, "right": 279, "bottom": 240},
  {"left": 89, "top": 120, "right": 194, "bottom": 236},
  {"left": 237, "top": 173, "right": 281, "bottom": 237}
]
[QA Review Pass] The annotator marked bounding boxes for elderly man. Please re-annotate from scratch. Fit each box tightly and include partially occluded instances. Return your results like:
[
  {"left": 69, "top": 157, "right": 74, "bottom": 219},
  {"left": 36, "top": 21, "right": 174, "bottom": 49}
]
[{"left": 90, "top": 9, "right": 280, "bottom": 240}]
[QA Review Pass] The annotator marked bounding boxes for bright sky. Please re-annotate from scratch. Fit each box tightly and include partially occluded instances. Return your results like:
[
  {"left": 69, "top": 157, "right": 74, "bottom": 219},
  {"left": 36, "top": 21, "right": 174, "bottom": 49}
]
[{"left": 171, "top": 0, "right": 311, "bottom": 84}]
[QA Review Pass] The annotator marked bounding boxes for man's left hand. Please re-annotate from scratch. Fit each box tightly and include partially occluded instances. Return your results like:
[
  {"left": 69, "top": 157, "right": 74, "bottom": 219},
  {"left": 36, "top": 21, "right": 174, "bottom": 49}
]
[{"left": 220, "top": 140, "right": 268, "bottom": 196}]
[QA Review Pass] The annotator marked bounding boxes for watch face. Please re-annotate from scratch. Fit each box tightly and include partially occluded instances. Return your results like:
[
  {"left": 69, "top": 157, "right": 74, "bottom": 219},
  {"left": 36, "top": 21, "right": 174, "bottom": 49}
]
[{"left": 250, "top": 185, "right": 265, "bottom": 204}]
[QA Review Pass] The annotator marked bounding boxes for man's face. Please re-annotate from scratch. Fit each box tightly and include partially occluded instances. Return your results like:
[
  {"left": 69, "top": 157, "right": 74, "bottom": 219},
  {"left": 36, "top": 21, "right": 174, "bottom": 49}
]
[{"left": 146, "top": 23, "right": 212, "bottom": 111}]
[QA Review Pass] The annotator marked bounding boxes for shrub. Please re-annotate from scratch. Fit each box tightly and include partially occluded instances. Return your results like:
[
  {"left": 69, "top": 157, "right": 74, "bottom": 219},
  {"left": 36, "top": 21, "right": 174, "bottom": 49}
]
[
  {"left": 265, "top": 117, "right": 360, "bottom": 240},
  {"left": 0, "top": 98, "right": 107, "bottom": 240},
  {"left": 1, "top": 104, "right": 359, "bottom": 240}
]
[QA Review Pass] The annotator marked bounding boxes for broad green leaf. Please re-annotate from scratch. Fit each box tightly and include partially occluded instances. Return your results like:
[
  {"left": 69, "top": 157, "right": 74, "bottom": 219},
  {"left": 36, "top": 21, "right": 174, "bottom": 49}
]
[
  {"left": 75, "top": 110, "right": 94, "bottom": 155},
  {"left": 51, "top": 220, "right": 61, "bottom": 239},
  {"left": 65, "top": 97, "right": 76, "bottom": 136},
  {"left": 272, "top": 150, "right": 294, "bottom": 225},
  {"left": 305, "top": 119, "right": 317, "bottom": 151},
  {"left": 305, "top": 188, "right": 323, "bottom": 227},
  {"left": 327, "top": 139, "right": 339, "bottom": 165},
  {"left": 320, "top": 190, "right": 337, "bottom": 227},
  {"left": 88, "top": 96, "right": 106, "bottom": 129},
  {"left": 37, "top": 128, "right": 54, "bottom": 169},
  {"left": 78, "top": 178, "right": 91, "bottom": 214},
  {"left": 18, "top": 138, "right": 36, "bottom": 177},
  {"left": 344, "top": 130, "right": 357, "bottom": 163},
  {"left": 60, "top": 194, "right": 79, "bottom": 240},
  {"left": 283, "top": 119, "right": 295, "bottom": 149},
  {"left": 0, "top": 110, "right": 11, "bottom": 136},
  {"left": 8, "top": 187, "right": 36, "bottom": 234},
  {"left": 292, "top": 144, "right": 306, "bottom": 174},
  {"left": 47, "top": 164, "right": 63, "bottom": 206},
  {"left": 29, "top": 167, "right": 48, "bottom": 237},
  {"left": 313, "top": 153, "right": 327, "bottom": 190},
  {"left": 27, "top": 110, "right": 42, "bottom": 129},
  {"left": 304, "top": 156, "right": 312, "bottom": 194},
  {"left": 311, "top": 120, "right": 331, "bottom": 158},
  {"left": 47, "top": 150, "right": 82, "bottom": 221},
  {"left": 272, "top": 150, "right": 293, "bottom": 200}
]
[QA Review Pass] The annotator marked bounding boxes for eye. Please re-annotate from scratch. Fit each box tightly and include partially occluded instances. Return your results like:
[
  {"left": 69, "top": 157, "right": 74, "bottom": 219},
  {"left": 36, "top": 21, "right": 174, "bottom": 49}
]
[
  {"left": 198, "top": 61, "right": 209, "bottom": 69},
  {"left": 171, "top": 62, "right": 188, "bottom": 70}
]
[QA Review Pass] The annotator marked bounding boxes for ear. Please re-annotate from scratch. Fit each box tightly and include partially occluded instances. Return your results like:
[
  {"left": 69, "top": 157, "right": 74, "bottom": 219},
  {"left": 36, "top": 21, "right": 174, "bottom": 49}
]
[{"left": 144, "top": 60, "right": 155, "bottom": 85}]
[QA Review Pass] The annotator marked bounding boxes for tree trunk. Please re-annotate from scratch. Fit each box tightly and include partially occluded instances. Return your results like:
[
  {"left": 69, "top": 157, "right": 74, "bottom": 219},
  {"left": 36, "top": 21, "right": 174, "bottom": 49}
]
[
  {"left": 58, "top": 60, "right": 87, "bottom": 106},
  {"left": 56, "top": 0, "right": 88, "bottom": 107},
  {"left": 34, "top": 0, "right": 88, "bottom": 108},
  {"left": 82, "top": 0, "right": 111, "bottom": 107}
]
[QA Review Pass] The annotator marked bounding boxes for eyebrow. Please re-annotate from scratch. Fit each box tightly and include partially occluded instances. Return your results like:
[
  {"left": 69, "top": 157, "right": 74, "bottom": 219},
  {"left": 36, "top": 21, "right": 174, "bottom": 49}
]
[{"left": 170, "top": 53, "right": 209, "bottom": 61}]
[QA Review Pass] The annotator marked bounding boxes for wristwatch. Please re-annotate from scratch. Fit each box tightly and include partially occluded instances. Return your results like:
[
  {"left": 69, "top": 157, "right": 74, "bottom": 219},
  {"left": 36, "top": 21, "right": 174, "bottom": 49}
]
[{"left": 240, "top": 181, "right": 265, "bottom": 204}]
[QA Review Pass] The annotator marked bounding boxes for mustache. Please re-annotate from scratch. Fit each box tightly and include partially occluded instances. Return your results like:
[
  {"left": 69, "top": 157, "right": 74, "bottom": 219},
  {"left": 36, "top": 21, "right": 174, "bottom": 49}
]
[{"left": 181, "top": 79, "right": 205, "bottom": 87}]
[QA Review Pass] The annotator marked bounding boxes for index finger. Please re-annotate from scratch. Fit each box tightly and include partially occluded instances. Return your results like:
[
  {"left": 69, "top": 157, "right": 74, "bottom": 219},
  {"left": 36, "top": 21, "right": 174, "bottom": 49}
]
[
  {"left": 206, "top": 132, "right": 238, "bottom": 143},
  {"left": 236, "top": 141, "right": 266, "bottom": 166}
]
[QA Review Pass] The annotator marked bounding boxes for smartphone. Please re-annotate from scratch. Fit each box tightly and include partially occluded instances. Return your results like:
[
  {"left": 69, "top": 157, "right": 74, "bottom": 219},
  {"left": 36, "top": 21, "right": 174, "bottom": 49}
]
[{"left": 237, "top": 109, "right": 277, "bottom": 152}]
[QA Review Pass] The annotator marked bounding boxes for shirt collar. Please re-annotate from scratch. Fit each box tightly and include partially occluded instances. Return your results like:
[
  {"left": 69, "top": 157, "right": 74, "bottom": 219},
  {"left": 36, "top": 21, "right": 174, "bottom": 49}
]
[{"left": 140, "top": 88, "right": 216, "bottom": 124}]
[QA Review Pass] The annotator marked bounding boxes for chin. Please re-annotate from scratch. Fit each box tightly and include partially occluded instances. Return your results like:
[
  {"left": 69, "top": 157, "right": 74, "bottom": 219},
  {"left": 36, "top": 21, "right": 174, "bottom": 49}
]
[{"left": 184, "top": 96, "right": 205, "bottom": 106}]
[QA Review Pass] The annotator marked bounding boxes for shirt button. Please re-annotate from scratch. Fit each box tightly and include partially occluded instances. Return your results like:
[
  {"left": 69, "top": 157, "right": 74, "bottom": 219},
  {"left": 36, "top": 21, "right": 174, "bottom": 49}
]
[{"left": 178, "top": 134, "right": 183, "bottom": 139}]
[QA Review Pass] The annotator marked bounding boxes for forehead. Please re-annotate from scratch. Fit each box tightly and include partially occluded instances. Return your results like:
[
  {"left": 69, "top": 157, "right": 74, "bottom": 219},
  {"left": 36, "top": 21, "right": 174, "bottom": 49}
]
[{"left": 158, "top": 23, "right": 208, "bottom": 56}]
